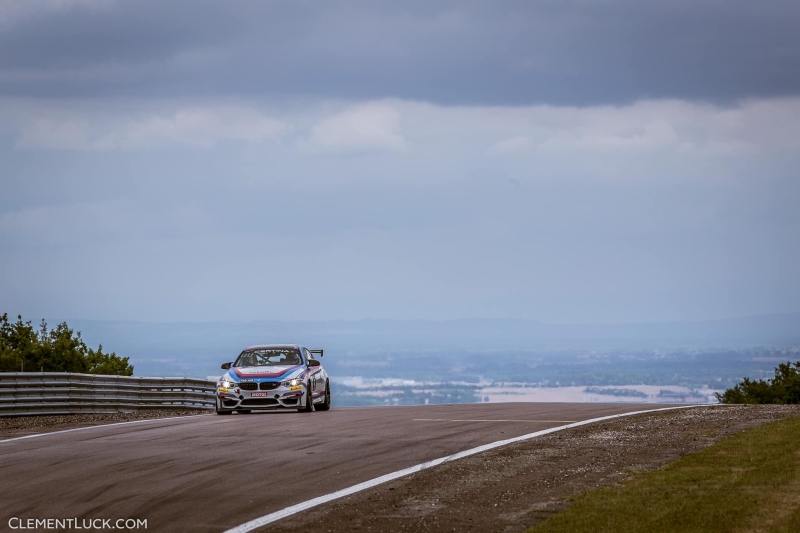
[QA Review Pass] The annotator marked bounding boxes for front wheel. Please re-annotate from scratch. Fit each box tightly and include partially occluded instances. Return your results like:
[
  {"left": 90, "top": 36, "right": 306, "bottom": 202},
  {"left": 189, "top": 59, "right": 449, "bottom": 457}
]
[
  {"left": 316, "top": 381, "right": 331, "bottom": 411},
  {"left": 298, "top": 385, "right": 314, "bottom": 413},
  {"left": 215, "top": 399, "right": 232, "bottom": 415}
]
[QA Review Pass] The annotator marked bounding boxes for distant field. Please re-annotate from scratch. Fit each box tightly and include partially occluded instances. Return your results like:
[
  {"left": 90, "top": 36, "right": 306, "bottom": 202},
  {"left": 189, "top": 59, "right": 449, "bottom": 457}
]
[
  {"left": 333, "top": 379, "right": 719, "bottom": 406},
  {"left": 529, "top": 416, "right": 800, "bottom": 533}
]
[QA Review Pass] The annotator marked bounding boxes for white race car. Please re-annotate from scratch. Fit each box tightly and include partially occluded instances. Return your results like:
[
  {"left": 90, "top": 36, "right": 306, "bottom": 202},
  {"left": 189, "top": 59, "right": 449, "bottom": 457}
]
[{"left": 215, "top": 344, "right": 330, "bottom": 414}]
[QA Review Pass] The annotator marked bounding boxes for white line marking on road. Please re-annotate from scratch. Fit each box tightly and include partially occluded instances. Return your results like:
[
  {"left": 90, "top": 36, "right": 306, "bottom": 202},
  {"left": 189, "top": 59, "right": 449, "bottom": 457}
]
[
  {"left": 223, "top": 405, "right": 706, "bottom": 533},
  {"left": 414, "top": 418, "right": 578, "bottom": 423},
  {"left": 0, "top": 413, "right": 211, "bottom": 444}
]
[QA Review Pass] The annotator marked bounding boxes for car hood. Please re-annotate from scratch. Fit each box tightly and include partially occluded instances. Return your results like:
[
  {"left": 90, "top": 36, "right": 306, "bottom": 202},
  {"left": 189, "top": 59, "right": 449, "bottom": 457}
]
[{"left": 223, "top": 364, "right": 305, "bottom": 382}]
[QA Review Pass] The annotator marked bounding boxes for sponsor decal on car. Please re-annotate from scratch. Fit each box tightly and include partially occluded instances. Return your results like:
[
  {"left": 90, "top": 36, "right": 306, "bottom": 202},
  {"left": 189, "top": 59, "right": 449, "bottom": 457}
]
[
  {"left": 250, "top": 392, "right": 271, "bottom": 397},
  {"left": 218, "top": 387, "right": 230, "bottom": 393},
  {"left": 233, "top": 365, "right": 302, "bottom": 378},
  {"left": 289, "top": 385, "right": 302, "bottom": 391}
]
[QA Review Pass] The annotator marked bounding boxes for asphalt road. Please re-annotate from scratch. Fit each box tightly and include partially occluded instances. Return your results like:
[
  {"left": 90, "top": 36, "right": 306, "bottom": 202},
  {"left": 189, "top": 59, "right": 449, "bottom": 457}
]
[{"left": 0, "top": 403, "right": 677, "bottom": 532}]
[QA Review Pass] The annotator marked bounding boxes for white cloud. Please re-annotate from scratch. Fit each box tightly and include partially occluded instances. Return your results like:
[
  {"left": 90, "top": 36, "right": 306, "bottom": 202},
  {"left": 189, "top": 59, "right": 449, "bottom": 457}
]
[
  {"left": 0, "top": 0, "right": 112, "bottom": 27},
  {"left": 4, "top": 96, "right": 800, "bottom": 159},
  {"left": 13, "top": 105, "right": 286, "bottom": 151},
  {"left": 475, "top": 99, "right": 800, "bottom": 156},
  {"left": 299, "top": 101, "right": 407, "bottom": 153}
]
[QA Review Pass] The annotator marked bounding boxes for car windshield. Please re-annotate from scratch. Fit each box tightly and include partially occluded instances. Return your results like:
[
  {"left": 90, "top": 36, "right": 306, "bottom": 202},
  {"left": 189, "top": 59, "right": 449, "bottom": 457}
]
[{"left": 234, "top": 348, "right": 302, "bottom": 367}]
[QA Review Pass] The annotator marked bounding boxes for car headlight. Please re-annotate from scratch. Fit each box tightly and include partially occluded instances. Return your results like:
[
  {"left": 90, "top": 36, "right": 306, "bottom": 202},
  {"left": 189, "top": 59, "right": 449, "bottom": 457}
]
[
  {"left": 218, "top": 379, "right": 236, "bottom": 389},
  {"left": 282, "top": 378, "right": 303, "bottom": 387}
]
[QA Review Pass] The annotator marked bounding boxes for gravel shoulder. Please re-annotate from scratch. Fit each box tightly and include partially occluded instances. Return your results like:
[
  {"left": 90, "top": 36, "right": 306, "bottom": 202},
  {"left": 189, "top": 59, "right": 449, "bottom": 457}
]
[
  {"left": 0, "top": 409, "right": 209, "bottom": 440},
  {"left": 265, "top": 404, "right": 800, "bottom": 533}
]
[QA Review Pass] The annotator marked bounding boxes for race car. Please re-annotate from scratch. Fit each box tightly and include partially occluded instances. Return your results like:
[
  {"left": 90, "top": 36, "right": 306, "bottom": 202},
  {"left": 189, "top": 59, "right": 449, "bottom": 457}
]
[{"left": 215, "top": 344, "right": 330, "bottom": 414}]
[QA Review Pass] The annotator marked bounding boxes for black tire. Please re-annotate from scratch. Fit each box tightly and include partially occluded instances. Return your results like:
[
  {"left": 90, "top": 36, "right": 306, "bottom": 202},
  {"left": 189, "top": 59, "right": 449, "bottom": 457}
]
[
  {"left": 297, "top": 385, "right": 314, "bottom": 413},
  {"left": 316, "top": 381, "right": 331, "bottom": 411}
]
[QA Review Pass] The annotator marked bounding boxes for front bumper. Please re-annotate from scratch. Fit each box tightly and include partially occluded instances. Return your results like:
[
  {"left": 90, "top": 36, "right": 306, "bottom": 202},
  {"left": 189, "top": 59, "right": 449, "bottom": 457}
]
[{"left": 217, "top": 384, "right": 304, "bottom": 410}]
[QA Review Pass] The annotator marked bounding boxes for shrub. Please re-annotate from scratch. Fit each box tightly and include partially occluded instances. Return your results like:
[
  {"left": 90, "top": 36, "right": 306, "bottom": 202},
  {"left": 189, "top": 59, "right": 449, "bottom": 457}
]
[
  {"left": 0, "top": 313, "right": 133, "bottom": 375},
  {"left": 716, "top": 361, "right": 800, "bottom": 404}
]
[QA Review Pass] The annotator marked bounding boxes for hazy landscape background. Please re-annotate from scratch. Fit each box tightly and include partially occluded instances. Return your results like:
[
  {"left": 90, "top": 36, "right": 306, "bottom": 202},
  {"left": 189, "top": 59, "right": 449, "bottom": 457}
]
[{"left": 62, "top": 313, "right": 800, "bottom": 406}]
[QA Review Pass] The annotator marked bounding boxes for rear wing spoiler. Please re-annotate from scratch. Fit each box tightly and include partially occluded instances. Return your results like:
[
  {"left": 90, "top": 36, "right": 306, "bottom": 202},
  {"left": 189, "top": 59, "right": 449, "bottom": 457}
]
[{"left": 309, "top": 349, "right": 324, "bottom": 357}]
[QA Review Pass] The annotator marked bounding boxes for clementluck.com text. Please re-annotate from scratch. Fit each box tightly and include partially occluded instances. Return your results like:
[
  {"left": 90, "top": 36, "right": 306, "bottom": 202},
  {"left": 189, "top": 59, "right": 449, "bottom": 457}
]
[{"left": 8, "top": 518, "right": 147, "bottom": 530}]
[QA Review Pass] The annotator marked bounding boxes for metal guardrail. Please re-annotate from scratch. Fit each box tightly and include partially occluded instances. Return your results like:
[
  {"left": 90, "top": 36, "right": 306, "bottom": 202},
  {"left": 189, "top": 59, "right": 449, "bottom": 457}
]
[{"left": 0, "top": 372, "right": 216, "bottom": 416}]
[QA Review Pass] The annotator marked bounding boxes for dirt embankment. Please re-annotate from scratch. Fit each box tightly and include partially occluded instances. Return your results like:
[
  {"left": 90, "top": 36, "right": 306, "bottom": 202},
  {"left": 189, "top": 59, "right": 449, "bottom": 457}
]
[{"left": 266, "top": 405, "right": 800, "bottom": 533}]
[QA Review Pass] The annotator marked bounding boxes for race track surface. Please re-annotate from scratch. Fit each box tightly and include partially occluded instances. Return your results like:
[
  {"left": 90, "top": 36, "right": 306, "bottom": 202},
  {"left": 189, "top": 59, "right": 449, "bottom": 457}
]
[{"left": 0, "top": 403, "right": 676, "bottom": 532}]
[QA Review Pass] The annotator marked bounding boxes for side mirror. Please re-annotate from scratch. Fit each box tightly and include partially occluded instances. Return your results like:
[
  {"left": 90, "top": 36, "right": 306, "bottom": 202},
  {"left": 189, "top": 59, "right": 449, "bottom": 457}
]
[
  {"left": 221, "top": 362, "right": 232, "bottom": 370},
  {"left": 308, "top": 359, "right": 321, "bottom": 367}
]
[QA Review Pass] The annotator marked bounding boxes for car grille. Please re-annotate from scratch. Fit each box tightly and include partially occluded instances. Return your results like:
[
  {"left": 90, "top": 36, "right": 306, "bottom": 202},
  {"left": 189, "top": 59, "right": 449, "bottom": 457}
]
[
  {"left": 238, "top": 382, "right": 257, "bottom": 390},
  {"left": 259, "top": 382, "right": 280, "bottom": 390},
  {"left": 240, "top": 398, "right": 279, "bottom": 406}
]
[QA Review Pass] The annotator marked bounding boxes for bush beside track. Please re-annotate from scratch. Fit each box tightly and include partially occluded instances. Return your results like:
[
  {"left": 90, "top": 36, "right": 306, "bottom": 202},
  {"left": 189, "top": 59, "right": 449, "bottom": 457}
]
[
  {"left": 1, "top": 314, "right": 132, "bottom": 375},
  {"left": 717, "top": 360, "right": 800, "bottom": 404}
]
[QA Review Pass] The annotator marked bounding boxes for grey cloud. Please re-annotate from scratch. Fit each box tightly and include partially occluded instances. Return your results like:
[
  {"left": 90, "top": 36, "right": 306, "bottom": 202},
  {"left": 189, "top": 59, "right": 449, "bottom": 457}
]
[
  {"left": 2, "top": 96, "right": 799, "bottom": 322},
  {"left": 2, "top": 1, "right": 799, "bottom": 104}
]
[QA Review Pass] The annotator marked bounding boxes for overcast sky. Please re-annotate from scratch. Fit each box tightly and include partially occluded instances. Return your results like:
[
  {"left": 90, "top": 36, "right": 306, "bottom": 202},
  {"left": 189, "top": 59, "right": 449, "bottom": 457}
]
[{"left": 1, "top": 0, "right": 799, "bottom": 324}]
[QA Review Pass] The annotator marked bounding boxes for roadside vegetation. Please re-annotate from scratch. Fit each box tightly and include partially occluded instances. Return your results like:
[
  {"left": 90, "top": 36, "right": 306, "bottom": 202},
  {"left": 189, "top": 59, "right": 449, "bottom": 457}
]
[
  {"left": 0, "top": 313, "right": 132, "bottom": 375},
  {"left": 717, "top": 360, "right": 800, "bottom": 404},
  {"left": 529, "top": 416, "right": 800, "bottom": 533}
]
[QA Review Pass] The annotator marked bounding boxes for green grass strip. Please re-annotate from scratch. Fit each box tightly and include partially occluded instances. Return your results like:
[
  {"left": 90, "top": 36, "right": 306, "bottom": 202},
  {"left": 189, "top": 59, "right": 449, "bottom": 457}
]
[{"left": 529, "top": 417, "right": 800, "bottom": 533}]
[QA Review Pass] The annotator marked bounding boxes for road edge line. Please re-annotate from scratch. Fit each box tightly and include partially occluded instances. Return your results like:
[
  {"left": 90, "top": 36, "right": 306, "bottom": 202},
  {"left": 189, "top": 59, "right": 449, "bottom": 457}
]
[
  {"left": 0, "top": 413, "right": 211, "bottom": 444},
  {"left": 223, "top": 404, "right": 708, "bottom": 533}
]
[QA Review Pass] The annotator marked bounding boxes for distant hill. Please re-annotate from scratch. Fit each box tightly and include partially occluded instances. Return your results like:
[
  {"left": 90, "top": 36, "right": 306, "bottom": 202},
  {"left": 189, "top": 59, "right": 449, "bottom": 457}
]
[{"left": 61, "top": 313, "right": 800, "bottom": 378}]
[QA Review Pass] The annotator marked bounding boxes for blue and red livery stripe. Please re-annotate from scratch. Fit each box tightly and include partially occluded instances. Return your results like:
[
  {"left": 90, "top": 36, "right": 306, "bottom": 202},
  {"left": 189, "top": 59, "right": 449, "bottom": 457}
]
[{"left": 232, "top": 365, "right": 302, "bottom": 378}]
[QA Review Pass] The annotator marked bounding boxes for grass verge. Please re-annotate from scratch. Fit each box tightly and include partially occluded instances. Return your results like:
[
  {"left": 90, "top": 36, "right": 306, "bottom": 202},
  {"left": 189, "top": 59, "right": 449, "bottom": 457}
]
[{"left": 529, "top": 416, "right": 800, "bottom": 533}]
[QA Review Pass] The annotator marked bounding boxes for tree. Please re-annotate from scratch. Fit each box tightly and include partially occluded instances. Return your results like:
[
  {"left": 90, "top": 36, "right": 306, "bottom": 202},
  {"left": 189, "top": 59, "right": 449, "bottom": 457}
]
[
  {"left": 0, "top": 313, "right": 133, "bottom": 375},
  {"left": 716, "top": 360, "right": 800, "bottom": 404}
]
